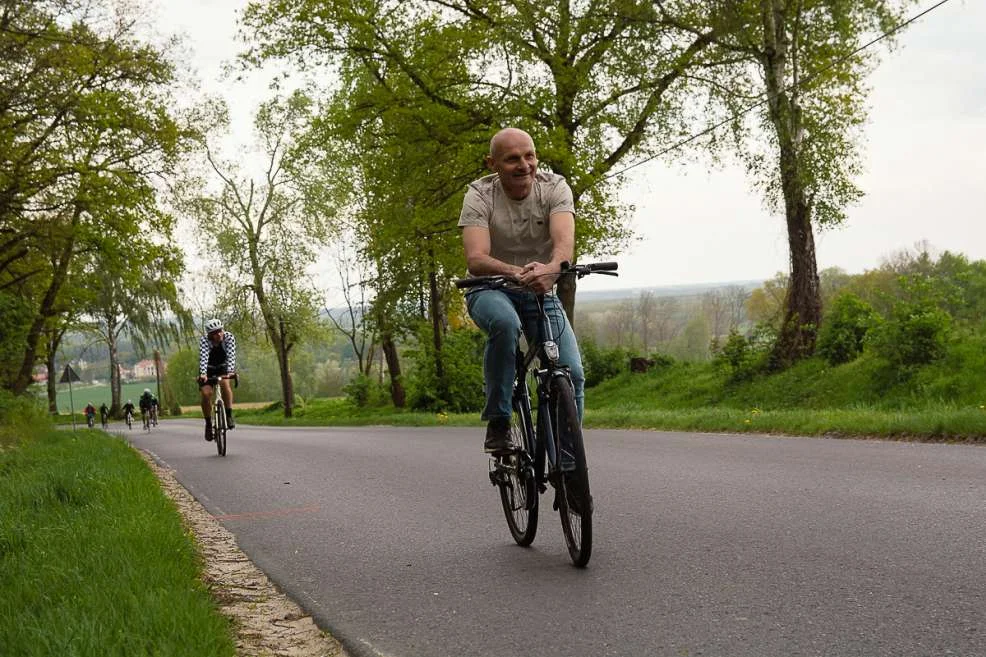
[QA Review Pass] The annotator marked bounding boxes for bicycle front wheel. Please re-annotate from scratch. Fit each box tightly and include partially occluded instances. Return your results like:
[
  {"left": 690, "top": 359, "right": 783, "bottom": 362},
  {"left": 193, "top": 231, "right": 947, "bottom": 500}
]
[
  {"left": 214, "top": 402, "right": 227, "bottom": 456},
  {"left": 552, "top": 376, "right": 592, "bottom": 567},
  {"left": 495, "top": 398, "right": 538, "bottom": 546}
]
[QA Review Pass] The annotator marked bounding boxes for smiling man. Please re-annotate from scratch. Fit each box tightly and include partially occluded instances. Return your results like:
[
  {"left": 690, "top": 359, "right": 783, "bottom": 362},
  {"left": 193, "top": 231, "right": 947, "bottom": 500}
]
[{"left": 458, "top": 127, "right": 585, "bottom": 454}]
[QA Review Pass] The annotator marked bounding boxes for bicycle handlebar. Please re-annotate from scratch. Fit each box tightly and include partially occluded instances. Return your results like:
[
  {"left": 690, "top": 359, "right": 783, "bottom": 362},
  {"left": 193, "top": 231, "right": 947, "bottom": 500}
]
[
  {"left": 455, "top": 261, "right": 619, "bottom": 290},
  {"left": 197, "top": 373, "right": 239, "bottom": 388}
]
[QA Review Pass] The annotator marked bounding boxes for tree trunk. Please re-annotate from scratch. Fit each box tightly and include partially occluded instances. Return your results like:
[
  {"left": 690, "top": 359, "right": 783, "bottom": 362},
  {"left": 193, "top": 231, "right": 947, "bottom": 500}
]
[
  {"left": 107, "top": 317, "right": 121, "bottom": 415},
  {"left": 45, "top": 341, "right": 58, "bottom": 414},
  {"left": 773, "top": 193, "right": 820, "bottom": 368},
  {"left": 429, "top": 267, "right": 445, "bottom": 383},
  {"left": 381, "top": 333, "right": 405, "bottom": 408},
  {"left": 556, "top": 275, "right": 576, "bottom": 326},
  {"left": 276, "top": 319, "right": 294, "bottom": 418},
  {"left": 761, "top": 0, "right": 820, "bottom": 369},
  {"left": 10, "top": 214, "right": 76, "bottom": 394}
]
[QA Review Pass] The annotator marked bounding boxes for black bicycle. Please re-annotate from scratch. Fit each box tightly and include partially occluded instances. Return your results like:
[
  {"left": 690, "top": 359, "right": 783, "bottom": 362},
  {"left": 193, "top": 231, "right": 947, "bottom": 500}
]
[{"left": 456, "top": 261, "right": 618, "bottom": 567}]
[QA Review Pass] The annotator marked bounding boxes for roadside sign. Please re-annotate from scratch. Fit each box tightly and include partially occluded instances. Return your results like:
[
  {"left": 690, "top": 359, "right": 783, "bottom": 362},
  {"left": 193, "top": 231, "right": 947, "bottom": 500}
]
[{"left": 59, "top": 364, "right": 81, "bottom": 384}]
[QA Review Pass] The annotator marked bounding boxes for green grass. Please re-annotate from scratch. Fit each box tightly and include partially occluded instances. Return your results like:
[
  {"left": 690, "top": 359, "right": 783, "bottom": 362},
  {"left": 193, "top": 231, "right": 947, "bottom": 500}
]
[
  {"left": 0, "top": 428, "right": 236, "bottom": 656},
  {"left": 234, "top": 396, "right": 482, "bottom": 427},
  {"left": 232, "top": 359, "right": 986, "bottom": 441}
]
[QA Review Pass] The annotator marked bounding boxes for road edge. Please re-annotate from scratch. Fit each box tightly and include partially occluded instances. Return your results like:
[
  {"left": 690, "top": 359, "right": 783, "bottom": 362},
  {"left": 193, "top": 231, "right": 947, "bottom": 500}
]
[{"left": 137, "top": 448, "right": 350, "bottom": 657}]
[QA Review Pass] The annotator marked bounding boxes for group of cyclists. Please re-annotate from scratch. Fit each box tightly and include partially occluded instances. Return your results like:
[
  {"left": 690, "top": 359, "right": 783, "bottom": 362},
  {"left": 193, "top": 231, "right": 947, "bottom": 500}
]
[{"left": 84, "top": 389, "right": 159, "bottom": 429}]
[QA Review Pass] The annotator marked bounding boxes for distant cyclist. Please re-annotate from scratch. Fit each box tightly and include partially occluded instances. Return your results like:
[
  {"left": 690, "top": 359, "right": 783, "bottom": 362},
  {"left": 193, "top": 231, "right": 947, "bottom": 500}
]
[
  {"left": 84, "top": 402, "right": 97, "bottom": 428},
  {"left": 138, "top": 388, "right": 155, "bottom": 428},
  {"left": 99, "top": 403, "right": 109, "bottom": 429},
  {"left": 197, "top": 318, "right": 237, "bottom": 441},
  {"left": 122, "top": 399, "right": 136, "bottom": 428}
]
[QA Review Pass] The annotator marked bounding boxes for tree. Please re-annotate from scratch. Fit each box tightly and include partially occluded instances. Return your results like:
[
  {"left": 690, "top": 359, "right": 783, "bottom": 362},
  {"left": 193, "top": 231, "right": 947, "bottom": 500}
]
[
  {"left": 0, "top": 0, "right": 189, "bottom": 393},
  {"left": 183, "top": 94, "right": 331, "bottom": 417},
  {"left": 84, "top": 247, "right": 188, "bottom": 414},
  {"left": 241, "top": 0, "right": 736, "bottom": 321},
  {"left": 704, "top": 0, "right": 915, "bottom": 367}
]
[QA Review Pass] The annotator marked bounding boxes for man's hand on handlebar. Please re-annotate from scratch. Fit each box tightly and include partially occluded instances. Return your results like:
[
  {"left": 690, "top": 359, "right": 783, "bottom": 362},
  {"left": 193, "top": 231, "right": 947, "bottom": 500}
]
[{"left": 517, "top": 261, "right": 559, "bottom": 294}]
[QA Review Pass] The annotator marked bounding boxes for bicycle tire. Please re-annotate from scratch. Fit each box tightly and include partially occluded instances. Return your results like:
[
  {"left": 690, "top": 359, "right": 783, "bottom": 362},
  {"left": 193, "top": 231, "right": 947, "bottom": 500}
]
[
  {"left": 551, "top": 376, "right": 592, "bottom": 567},
  {"left": 214, "top": 401, "right": 227, "bottom": 456},
  {"left": 496, "top": 397, "right": 538, "bottom": 546}
]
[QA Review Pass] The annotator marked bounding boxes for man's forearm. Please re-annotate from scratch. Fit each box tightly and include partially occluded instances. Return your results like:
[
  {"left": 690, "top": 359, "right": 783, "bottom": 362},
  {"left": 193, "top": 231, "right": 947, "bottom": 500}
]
[{"left": 467, "top": 253, "right": 524, "bottom": 277}]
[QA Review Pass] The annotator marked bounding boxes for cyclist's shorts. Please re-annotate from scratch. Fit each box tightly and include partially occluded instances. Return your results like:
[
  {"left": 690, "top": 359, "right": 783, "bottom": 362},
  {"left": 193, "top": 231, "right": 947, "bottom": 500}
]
[{"left": 199, "top": 364, "right": 229, "bottom": 388}]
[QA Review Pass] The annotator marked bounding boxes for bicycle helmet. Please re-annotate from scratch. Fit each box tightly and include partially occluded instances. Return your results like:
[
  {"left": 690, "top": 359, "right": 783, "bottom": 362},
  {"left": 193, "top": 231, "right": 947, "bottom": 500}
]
[
  {"left": 205, "top": 318, "right": 223, "bottom": 333},
  {"left": 144, "top": 388, "right": 151, "bottom": 394}
]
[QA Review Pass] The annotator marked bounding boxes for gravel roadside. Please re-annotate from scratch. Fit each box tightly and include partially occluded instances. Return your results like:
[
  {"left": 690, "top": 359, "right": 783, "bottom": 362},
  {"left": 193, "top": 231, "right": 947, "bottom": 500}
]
[{"left": 140, "top": 450, "right": 350, "bottom": 657}]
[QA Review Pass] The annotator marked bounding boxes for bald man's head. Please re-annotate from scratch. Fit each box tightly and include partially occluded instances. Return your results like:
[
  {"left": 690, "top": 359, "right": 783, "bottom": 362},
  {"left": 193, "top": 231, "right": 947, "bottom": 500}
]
[{"left": 485, "top": 128, "right": 538, "bottom": 200}]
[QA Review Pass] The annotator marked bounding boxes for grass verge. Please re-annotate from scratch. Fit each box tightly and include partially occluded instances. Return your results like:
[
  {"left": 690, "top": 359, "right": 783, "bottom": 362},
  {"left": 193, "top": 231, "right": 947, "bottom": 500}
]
[
  {"left": 232, "top": 395, "right": 986, "bottom": 441},
  {"left": 0, "top": 428, "right": 236, "bottom": 656}
]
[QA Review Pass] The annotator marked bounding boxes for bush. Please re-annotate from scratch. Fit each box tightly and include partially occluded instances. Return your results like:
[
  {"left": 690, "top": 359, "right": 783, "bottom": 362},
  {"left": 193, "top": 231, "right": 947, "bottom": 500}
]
[
  {"left": 0, "top": 390, "right": 51, "bottom": 447},
  {"left": 817, "top": 293, "right": 880, "bottom": 365},
  {"left": 867, "top": 277, "right": 953, "bottom": 378},
  {"left": 404, "top": 325, "right": 484, "bottom": 413},
  {"left": 713, "top": 325, "right": 774, "bottom": 383},
  {"left": 580, "top": 338, "right": 632, "bottom": 387},
  {"left": 343, "top": 373, "right": 388, "bottom": 408}
]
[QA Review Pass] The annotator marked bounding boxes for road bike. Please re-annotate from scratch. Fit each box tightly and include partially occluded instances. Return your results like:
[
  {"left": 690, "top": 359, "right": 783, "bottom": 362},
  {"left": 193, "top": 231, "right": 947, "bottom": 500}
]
[
  {"left": 456, "top": 261, "right": 618, "bottom": 567},
  {"left": 101, "top": 415, "right": 108, "bottom": 430},
  {"left": 201, "top": 373, "right": 237, "bottom": 457},
  {"left": 142, "top": 408, "right": 152, "bottom": 432},
  {"left": 125, "top": 410, "right": 133, "bottom": 430},
  {"left": 86, "top": 413, "right": 95, "bottom": 429}
]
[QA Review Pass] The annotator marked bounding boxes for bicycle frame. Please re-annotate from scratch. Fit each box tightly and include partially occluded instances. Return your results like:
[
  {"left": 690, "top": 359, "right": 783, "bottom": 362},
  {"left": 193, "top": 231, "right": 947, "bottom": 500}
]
[{"left": 513, "top": 293, "right": 571, "bottom": 480}]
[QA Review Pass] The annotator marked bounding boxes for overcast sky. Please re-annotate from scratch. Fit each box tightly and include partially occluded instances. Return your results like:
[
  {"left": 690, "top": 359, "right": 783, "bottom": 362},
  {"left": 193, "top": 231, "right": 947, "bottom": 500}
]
[{"left": 152, "top": 0, "right": 986, "bottom": 300}]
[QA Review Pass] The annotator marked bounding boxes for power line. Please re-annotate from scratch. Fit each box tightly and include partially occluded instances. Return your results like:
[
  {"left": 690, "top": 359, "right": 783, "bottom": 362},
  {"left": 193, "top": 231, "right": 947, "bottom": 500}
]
[{"left": 599, "top": 0, "right": 955, "bottom": 183}]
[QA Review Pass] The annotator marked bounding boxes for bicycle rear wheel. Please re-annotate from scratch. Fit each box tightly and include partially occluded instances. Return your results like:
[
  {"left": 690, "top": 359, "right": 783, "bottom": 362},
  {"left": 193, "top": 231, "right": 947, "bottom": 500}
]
[
  {"left": 552, "top": 376, "right": 592, "bottom": 567},
  {"left": 214, "top": 402, "right": 227, "bottom": 456},
  {"left": 495, "top": 398, "right": 538, "bottom": 546}
]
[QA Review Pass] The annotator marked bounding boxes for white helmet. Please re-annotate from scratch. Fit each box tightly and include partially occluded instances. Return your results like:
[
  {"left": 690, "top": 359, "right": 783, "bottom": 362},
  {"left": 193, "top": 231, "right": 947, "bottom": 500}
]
[
  {"left": 144, "top": 388, "right": 151, "bottom": 394},
  {"left": 205, "top": 318, "right": 223, "bottom": 333}
]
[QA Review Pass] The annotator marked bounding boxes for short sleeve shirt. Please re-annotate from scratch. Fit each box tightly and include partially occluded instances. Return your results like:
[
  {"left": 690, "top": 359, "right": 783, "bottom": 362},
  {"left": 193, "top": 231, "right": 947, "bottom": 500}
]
[{"left": 457, "top": 171, "right": 575, "bottom": 273}]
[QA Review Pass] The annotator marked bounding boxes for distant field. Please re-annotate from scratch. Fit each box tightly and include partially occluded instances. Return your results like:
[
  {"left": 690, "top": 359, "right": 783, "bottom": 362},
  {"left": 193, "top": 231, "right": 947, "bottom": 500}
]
[{"left": 34, "top": 381, "right": 160, "bottom": 413}]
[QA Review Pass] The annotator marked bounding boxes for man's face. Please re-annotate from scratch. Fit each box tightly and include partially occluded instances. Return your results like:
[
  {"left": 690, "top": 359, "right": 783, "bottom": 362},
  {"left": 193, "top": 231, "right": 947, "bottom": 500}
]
[
  {"left": 486, "top": 131, "right": 537, "bottom": 200},
  {"left": 208, "top": 329, "right": 223, "bottom": 343}
]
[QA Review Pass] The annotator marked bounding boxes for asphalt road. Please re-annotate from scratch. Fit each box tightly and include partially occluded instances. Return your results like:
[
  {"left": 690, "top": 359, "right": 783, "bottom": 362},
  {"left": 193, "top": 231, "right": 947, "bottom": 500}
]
[{"left": 122, "top": 420, "right": 986, "bottom": 657}]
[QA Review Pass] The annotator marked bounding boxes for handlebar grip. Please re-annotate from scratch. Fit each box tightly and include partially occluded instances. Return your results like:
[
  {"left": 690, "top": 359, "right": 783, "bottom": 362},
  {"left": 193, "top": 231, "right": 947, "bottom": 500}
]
[
  {"left": 456, "top": 277, "right": 494, "bottom": 289},
  {"left": 587, "top": 261, "right": 618, "bottom": 272}
]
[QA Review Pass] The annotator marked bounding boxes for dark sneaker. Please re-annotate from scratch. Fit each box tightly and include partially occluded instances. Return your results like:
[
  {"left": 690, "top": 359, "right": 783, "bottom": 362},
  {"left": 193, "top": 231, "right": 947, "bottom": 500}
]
[
  {"left": 204, "top": 423, "right": 213, "bottom": 441},
  {"left": 484, "top": 417, "right": 512, "bottom": 455},
  {"left": 226, "top": 409, "right": 235, "bottom": 429}
]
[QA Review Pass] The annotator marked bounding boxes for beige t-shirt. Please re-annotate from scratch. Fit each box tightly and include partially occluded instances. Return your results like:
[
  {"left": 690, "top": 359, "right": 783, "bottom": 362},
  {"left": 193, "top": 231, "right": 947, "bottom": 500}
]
[{"left": 457, "top": 171, "right": 575, "bottom": 271}]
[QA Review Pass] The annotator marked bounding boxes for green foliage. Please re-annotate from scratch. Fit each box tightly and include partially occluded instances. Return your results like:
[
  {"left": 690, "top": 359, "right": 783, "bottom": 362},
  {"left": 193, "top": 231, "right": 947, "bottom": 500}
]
[
  {"left": 0, "top": 390, "right": 50, "bottom": 447},
  {"left": 713, "top": 326, "right": 775, "bottom": 383},
  {"left": 343, "top": 373, "right": 387, "bottom": 408},
  {"left": 404, "top": 325, "right": 484, "bottom": 413},
  {"left": 867, "top": 277, "right": 953, "bottom": 377},
  {"left": 580, "top": 338, "right": 632, "bottom": 388},
  {"left": 0, "top": 1, "right": 192, "bottom": 394},
  {"left": 164, "top": 349, "right": 200, "bottom": 407},
  {"left": 817, "top": 293, "right": 880, "bottom": 365}
]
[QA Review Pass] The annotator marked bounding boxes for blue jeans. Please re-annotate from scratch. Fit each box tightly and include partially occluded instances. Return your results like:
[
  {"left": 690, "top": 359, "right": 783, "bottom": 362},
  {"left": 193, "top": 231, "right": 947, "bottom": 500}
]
[{"left": 466, "top": 288, "right": 585, "bottom": 422}]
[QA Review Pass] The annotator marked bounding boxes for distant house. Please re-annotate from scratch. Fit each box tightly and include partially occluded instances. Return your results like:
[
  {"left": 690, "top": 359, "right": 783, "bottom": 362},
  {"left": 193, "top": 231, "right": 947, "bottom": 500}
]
[{"left": 132, "top": 359, "right": 157, "bottom": 379}]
